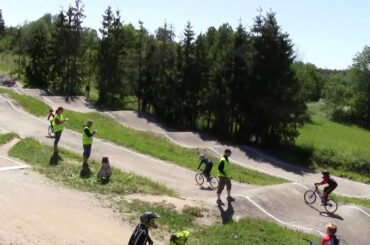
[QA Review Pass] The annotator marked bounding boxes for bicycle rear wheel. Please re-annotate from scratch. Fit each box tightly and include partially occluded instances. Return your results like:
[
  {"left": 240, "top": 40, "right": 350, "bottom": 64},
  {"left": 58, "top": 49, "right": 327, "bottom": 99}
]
[
  {"left": 304, "top": 190, "right": 317, "bottom": 204},
  {"left": 210, "top": 177, "right": 219, "bottom": 190},
  {"left": 195, "top": 173, "right": 204, "bottom": 185},
  {"left": 324, "top": 199, "right": 338, "bottom": 213},
  {"left": 48, "top": 126, "right": 53, "bottom": 136}
]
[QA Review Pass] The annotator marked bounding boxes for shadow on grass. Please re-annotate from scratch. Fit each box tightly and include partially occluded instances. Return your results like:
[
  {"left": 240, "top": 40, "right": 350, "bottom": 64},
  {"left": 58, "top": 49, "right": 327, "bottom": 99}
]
[
  {"left": 49, "top": 152, "right": 60, "bottom": 166},
  {"left": 218, "top": 200, "right": 234, "bottom": 224}
]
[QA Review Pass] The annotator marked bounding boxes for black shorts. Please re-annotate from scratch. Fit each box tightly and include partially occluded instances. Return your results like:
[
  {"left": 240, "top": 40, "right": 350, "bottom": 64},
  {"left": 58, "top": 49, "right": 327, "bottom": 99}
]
[
  {"left": 217, "top": 176, "right": 231, "bottom": 194},
  {"left": 83, "top": 144, "right": 92, "bottom": 158},
  {"left": 54, "top": 131, "right": 62, "bottom": 144}
]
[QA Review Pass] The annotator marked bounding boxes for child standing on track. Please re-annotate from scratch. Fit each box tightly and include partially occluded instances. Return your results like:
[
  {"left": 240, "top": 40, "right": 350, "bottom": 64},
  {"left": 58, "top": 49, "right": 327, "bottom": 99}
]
[{"left": 47, "top": 109, "right": 54, "bottom": 132}]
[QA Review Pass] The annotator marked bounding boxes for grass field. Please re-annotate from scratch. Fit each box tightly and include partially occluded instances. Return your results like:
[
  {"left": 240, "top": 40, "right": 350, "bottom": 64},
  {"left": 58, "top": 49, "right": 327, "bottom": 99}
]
[
  {"left": 0, "top": 132, "right": 18, "bottom": 145},
  {"left": 8, "top": 138, "right": 175, "bottom": 196},
  {"left": 0, "top": 87, "right": 287, "bottom": 186},
  {"left": 264, "top": 102, "right": 370, "bottom": 183}
]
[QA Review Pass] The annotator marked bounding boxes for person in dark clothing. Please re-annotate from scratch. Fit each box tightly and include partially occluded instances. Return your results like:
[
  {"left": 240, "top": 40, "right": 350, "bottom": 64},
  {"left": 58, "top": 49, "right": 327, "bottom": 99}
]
[
  {"left": 216, "top": 149, "right": 234, "bottom": 205},
  {"left": 315, "top": 170, "right": 338, "bottom": 205},
  {"left": 197, "top": 154, "right": 213, "bottom": 182},
  {"left": 85, "top": 84, "right": 90, "bottom": 100},
  {"left": 128, "top": 211, "right": 159, "bottom": 245}
]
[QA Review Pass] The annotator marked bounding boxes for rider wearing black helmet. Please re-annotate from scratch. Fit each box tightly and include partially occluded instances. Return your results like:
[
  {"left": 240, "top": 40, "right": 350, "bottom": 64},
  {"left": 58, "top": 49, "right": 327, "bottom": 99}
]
[
  {"left": 128, "top": 211, "right": 159, "bottom": 245},
  {"left": 197, "top": 154, "right": 213, "bottom": 182},
  {"left": 315, "top": 170, "right": 338, "bottom": 205}
]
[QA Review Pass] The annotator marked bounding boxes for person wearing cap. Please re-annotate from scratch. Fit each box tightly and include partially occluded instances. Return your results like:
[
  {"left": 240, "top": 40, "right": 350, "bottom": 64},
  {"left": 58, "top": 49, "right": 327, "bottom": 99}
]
[
  {"left": 315, "top": 170, "right": 338, "bottom": 205},
  {"left": 216, "top": 148, "right": 234, "bottom": 205}
]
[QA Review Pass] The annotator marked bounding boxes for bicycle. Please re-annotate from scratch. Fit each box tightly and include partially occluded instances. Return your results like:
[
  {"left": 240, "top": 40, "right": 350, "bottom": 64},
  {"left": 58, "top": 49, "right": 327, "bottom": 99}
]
[
  {"left": 48, "top": 124, "right": 54, "bottom": 136},
  {"left": 195, "top": 170, "right": 219, "bottom": 190},
  {"left": 304, "top": 185, "right": 338, "bottom": 213}
]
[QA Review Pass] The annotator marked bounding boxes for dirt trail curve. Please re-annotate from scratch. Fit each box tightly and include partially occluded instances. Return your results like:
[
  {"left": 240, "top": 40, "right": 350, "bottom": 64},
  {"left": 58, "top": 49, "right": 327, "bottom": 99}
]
[
  {"left": 15, "top": 87, "right": 370, "bottom": 198},
  {"left": 1, "top": 89, "right": 370, "bottom": 244},
  {"left": 0, "top": 156, "right": 131, "bottom": 245}
]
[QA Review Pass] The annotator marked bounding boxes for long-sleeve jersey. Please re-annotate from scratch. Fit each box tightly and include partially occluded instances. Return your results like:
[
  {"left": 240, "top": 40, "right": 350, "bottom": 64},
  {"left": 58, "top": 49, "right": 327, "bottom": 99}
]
[
  {"left": 128, "top": 223, "right": 153, "bottom": 245},
  {"left": 318, "top": 176, "right": 337, "bottom": 187}
]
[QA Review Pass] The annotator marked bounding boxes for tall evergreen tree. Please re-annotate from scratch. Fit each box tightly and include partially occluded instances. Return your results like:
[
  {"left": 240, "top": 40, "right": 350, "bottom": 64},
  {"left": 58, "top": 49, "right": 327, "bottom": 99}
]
[
  {"left": 250, "top": 11, "right": 306, "bottom": 144},
  {"left": 97, "top": 6, "right": 125, "bottom": 107},
  {"left": 0, "top": 10, "right": 5, "bottom": 36},
  {"left": 25, "top": 21, "right": 50, "bottom": 87}
]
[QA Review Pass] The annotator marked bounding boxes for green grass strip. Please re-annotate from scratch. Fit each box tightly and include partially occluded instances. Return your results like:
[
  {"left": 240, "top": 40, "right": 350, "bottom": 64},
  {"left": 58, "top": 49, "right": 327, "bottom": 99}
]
[
  {"left": 191, "top": 218, "right": 319, "bottom": 245},
  {"left": 0, "top": 132, "right": 18, "bottom": 145},
  {"left": 118, "top": 199, "right": 319, "bottom": 245},
  {"left": 0, "top": 88, "right": 287, "bottom": 186},
  {"left": 332, "top": 194, "right": 370, "bottom": 210},
  {"left": 8, "top": 138, "right": 176, "bottom": 196}
]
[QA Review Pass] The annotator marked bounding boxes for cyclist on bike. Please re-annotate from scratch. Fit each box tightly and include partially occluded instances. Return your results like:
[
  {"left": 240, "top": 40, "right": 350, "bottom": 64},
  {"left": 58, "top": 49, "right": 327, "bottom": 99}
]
[
  {"left": 128, "top": 211, "right": 159, "bottom": 245},
  {"left": 315, "top": 170, "right": 337, "bottom": 205},
  {"left": 321, "top": 222, "right": 340, "bottom": 245},
  {"left": 47, "top": 109, "right": 54, "bottom": 132},
  {"left": 197, "top": 154, "right": 213, "bottom": 182}
]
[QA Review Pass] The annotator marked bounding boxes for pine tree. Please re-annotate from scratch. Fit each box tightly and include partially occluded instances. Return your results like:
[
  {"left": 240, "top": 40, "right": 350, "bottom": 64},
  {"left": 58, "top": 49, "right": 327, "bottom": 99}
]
[
  {"left": 0, "top": 10, "right": 5, "bottom": 36},
  {"left": 250, "top": 11, "right": 306, "bottom": 144},
  {"left": 25, "top": 21, "right": 50, "bottom": 87}
]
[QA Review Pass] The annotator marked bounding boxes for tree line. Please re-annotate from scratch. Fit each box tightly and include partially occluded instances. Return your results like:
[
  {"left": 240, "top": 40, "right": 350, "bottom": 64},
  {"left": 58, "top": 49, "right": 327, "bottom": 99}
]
[{"left": 0, "top": 1, "right": 316, "bottom": 145}]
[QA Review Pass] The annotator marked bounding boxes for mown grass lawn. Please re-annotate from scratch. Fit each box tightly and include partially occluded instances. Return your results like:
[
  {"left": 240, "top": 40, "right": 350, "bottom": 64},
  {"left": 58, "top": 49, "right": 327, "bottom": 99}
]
[
  {"left": 0, "top": 87, "right": 287, "bottom": 186},
  {"left": 0, "top": 132, "right": 18, "bottom": 145},
  {"left": 8, "top": 138, "right": 176, "bottom": 196}
]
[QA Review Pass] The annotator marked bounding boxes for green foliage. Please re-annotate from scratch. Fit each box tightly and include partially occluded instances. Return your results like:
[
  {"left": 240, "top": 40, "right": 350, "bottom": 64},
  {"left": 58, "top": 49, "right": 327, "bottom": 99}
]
[
  {"left": 24, "top": 20, "right": 50, "bottom": 87},
  {"left": 292, "top": 62, "right": 324, "bottom": 102},
  {"left": 8, "top": 138, "right": 175, "bottom": 196},
  {"left": 0, "top": 132, "right": 18, "bottom": 145},
  {"left": 0, "top": 9, "right": 4, "bottom": 36},
  {"left": 248, "top": 11, "right": 307, "bottom": 144}
]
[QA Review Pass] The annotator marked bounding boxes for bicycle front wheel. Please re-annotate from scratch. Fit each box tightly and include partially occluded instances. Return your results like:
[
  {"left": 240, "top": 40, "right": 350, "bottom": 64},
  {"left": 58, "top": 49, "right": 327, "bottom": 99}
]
[
  {"left": 304, "top": 190, "right": 317, "bottom": 204},
  {"left": 324, "top": 199, "right": 338, "bottom": 213},
  {"left": 195, "top": 173, "right": 204, "bottom": 185},
  {"left": 210, "top": 177, "right": 219, "bottom": 190}
]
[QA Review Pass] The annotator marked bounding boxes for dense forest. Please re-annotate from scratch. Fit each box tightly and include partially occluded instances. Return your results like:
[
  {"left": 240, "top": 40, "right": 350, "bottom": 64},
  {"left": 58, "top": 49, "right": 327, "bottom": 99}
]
[{"left": 1, "top": 0, "right": 369, "bottom": 145}]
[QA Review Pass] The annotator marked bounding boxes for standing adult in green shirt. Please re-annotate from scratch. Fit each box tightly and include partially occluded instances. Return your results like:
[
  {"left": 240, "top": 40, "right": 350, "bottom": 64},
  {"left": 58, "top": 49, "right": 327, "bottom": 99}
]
[
  {"left": 82, "top": 119, "right": 96, "bottom": 165},
  {"left": 216, "top": 149, "right": 234, "bottom": 205},
  {"left": 53, "top": 107, "right": 68, "bottom": 157}
]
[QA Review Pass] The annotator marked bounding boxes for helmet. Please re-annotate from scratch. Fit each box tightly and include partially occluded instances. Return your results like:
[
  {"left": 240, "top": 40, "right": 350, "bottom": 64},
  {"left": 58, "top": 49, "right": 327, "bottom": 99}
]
[
  {"left": 225, "top": 148, "right": 232, "bottom": 154},
  {"left": 140, "top": 211, "right": 159, "bottom": 228},
  {"left": 199, "top": 154, "right": 206, "bottom": 160},
  {"left": 321, "top": 170, "right": 330, "bottom": 176}
]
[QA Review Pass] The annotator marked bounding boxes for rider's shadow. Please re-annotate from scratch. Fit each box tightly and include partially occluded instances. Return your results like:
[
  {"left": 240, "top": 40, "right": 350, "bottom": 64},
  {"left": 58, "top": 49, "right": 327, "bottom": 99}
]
[
  {"left": 199, "top": 186, "right": 214, "bottom": 191},
  {"left": 320, "top": 211, "right": 344, "bottom": 220},
  {"left": 218, "top": 201, "right": 234, "bottom": 224},
  {"left": 305, "top": 204, "right": 344, "bottom": 220}
]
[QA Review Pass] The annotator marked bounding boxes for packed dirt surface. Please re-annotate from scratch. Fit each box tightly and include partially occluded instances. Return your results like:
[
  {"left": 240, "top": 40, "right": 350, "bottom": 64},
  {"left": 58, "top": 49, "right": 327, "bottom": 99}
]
[
  {"left": 0, "top": 167, "right": 132, "bottom": 245},
  {"left": 1, "top": 88, "right": 370, "bottom": 244}
]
